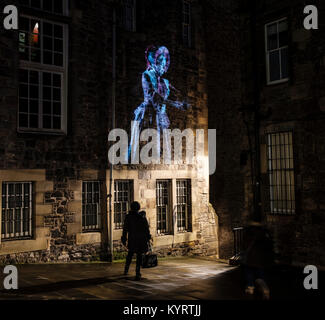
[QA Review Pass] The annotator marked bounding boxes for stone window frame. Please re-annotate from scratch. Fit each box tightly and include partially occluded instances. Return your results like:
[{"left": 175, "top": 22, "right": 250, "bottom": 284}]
[
  {"left": 1, "top": 181, "right": 33, "bottom": 241},
  {"left": 17, "top": 13, "right": 69, "bottom": 134},
  {"left": 82, "top": 181, "right": 102, "bottom": 232},
  {"left": 182, "top": 0, "right": 191, "bottom": 48},
  {"left": 266, "top": 130, "right": 296, "bottom": 215},
  {"left": 265, "top": 17, "right": 289, "bottom": 85},
  {"left": 113, "top": 179, "right": 134, "bottom": 230},
  {"left": 176, "top": 179, "right": 192, "bottom": 232}
]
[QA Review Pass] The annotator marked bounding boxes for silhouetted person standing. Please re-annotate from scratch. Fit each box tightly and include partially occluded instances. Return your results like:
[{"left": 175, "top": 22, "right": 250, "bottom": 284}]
[
  {"left": 241, "top": 221, "right": 274, "bottom": 299},
  {"left": 122, "top": 202, "right": 151, "bottom": 280}
]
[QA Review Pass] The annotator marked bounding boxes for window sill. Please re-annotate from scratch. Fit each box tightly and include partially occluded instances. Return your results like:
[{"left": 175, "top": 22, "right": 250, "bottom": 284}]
[
  {"left": 266, "top": 78, "right": 289, "bottom": 86},
  {"left": 17, "top": 128, "right": 67, "bottom": 136}
]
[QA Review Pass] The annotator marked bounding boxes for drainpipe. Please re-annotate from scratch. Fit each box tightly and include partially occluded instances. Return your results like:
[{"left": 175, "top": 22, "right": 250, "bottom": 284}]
[
  {"left": 251, "top": 0, "right": 262, "bottom": 222},
  {"left": 108, "top": 7, "right": 116, "bottom": 262}
]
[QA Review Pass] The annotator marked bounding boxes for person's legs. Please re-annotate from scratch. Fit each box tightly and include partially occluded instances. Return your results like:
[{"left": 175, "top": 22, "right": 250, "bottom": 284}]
[
  {"left": 255, "top": 268, "right": 270, "bottom": 300},
  {"left": 124, "top": 251, "right": 133, "bottom": 275},
  {"left": 244, "top": 266, "right": 256, "bottom": 294},
  {"left": 135, "top": 252, "right": 143, "bottom": 280}
]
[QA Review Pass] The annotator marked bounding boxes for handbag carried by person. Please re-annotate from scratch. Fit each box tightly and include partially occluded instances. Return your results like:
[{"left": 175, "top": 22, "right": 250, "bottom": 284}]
[{"left": 142, "top": 242, "right": 158, "bottom": 268}]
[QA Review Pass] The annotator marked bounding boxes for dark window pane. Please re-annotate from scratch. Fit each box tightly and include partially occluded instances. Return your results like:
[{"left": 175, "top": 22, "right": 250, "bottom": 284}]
[
  {"left": 31, "top": 0, "right": 41, "bottom": 8},
  {"left": 31, "top": 48, "right": 41, "bottom": 62},
  {"left": 30, "top": 99, "right": 38, "bottom": 113},
  {"left": 54, "top": 39, "right": 63, "bottom": 52},
  {"left": 53, "top": 116, "right": 61, "bottom": 129},
  {"left": 53, "top": 88, "right": 61, "bottom": 101},
  {"left": 19, "top": 69, "right": 28, "bottom": 83},
  {"left": 43, "top": 72, "right": 52, "bottom": 86},
  {"left": 19, "top": 99, "right": 28, "bottom": 113},
  {"left": 267, "top": 23, "right": 278, "bottom": 51},
  {"left": 30, "top": 85, "right": 39, "bottom": 99},
  {"left": 44, "top": 51, "right": 52, "bottom": 64},
  {"left": 53, "top": 74, "right": 61, "bottom": 87},
  {"left": 54, "top": 0, "right": 63, "bottom": 14},
  {"left": 281, "top": 47, "right": 289, "bottom": 79},
  {"left": 19, "top": 84, "right": 28, "bottom": 98},
  {"left": 43, "top": 101, "right": 52, "bottom": 114},
  {"left": 29, "top": 71, "right": 39, "bottom": 84},
  {"left": 19, "top": 47, "right": 29, "bottom": 61},
  {"left": 20, "top": 0, "right": 29, "bottom": 7},
  {"left": 19, "top": 113, "right": 28, "bottom": 127},
  {"left": 54, "top": 25, "right": 63, "bottom": 38},
  {"left": 43, "top": 115, "right": 51, "bottom": 129},
  {"left": 269, "top": 50, "right": 280, "bottom": 82},
  {"left": 54, "top": 53, "right": 63, "bottom": 66},
  {"left": 43, "top": 0, "right": 53, "bottom": 12},
  {"left": 43, "top": 23, "right": 53, "bottom": 36},
  {"left": 53, "top": 102, "right": 61, "bottom": 115},
  {"left": 43, "top": 36, "right": 53, "bottom": 51},
  {"left": 279, "top": 20, "right": 288, "bottom": 47},
  {"left": 19, "top": 17, "right": 29, "bottom": 32},
  {"left": 29, "top": 114, "right": 39, "bottom": 128},
  {"left": 43, "top": 87, "right": 52, "bottom": 100}
]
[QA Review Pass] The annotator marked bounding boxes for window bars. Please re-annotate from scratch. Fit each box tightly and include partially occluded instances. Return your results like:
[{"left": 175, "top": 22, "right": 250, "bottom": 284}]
[
  {"left": 114, "top": 180, "right": 133, "bottom": 229},
  {"left": 176, "top": 179, "right": 192, "bottom": 232},
  {"left": 1, "top": 182, "right": 33, "bottom": 240},
  {"left": 82, "top": 181, "right": 101, "bottom": 231},
  {"left": 156, "top": 180, "right": 171, "bottom": 234},
  {"left": 267, "top": 131, "right": 295, "bottom": 214}
]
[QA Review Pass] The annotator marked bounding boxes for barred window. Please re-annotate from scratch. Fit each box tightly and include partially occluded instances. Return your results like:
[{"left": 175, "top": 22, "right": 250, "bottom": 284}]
[
  {"left": 82, "top": 181, "right": 101, "bottom": 231},
  {"left": 176, "top": 179, "right": 192, "bottom": 232},
  {"left": 182, "top": 1, "right": 191, "bottom": 47},
  {"left": 114, "top": 180, "right": 133, "bottom": 229},
  {"left": 156, "top": 180, "right": 172, "bottom": 235},
  {"left": 18, "top": 14, "right": 68, "bottom": 132},
  {"left": 122, "top": 0, "right": 136, "bottom": 32},
  {"left": 1, "top": 182, "right": 33, "bottom": 241},
  {"left": 265, "top": 18, "right": 289, "bottom": 84},
  {"left": 267, "top": 132, "right": 295, "bottom": 214}
]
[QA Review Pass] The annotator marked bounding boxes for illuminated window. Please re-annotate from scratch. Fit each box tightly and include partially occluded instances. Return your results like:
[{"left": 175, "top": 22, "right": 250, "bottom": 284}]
[
  {"left": 82, "top": 181, "right": 101, "bottom": 231},
  {"left": 176, "top": 179, "right": 192, "bottom": 232},
  {"left": 182, "top": 1, "right": 191, "bottom": 47},
  {"left": 156, "top": 180, "right": 172, "bottom": 235},
  {"left": 114, "top": 180, "right": 133, "bottom": 229},
  {"left": 18, "top": 16, "right": 67, "bottom": 132},
  {"left": 265, "top": 18, "right": 289, "bottom": 84},
  {"left": 1, "top": 182, "right": 33, "bottom": 241},
  {"left": 267, "top": 132, "right": 295, "bottom": 214},
  {"left": 122, "top": 0, "right": 136, "bottom": 32}
]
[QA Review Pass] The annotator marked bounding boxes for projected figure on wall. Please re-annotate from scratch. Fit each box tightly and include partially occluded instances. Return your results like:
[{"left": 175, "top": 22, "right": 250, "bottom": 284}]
[{"left": 128, "top": 45, "right": 190, "bottom": 162}]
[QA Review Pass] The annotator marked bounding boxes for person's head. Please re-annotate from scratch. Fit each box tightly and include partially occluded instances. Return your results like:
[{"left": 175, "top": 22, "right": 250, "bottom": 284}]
[
  {"left": 154, "top": 46, "right": 170, "bottom": 76},
  {"left": 130, "top": 201, "right": 141, "bottom": 212},
  {"left": 145, "top": 45, "right": 157, "bottom": 69}
]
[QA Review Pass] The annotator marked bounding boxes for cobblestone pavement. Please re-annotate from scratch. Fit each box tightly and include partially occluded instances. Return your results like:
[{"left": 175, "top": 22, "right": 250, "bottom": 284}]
[{"left": 0, "top": 257, "right": 323, "bottom": 300}]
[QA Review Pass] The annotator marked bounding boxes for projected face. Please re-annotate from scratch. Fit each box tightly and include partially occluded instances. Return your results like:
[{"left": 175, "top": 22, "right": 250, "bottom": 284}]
[{"left": 155, "top": 54, "right": 168, "bottom": 76}]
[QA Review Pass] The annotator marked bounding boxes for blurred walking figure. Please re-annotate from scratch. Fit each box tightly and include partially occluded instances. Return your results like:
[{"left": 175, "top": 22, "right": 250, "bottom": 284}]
[
  {"left": 121, "top": 202, "right": 151, "bottom": 280},
  {"left": 241, "top": 221, "right": 274, "bottom": 300}
]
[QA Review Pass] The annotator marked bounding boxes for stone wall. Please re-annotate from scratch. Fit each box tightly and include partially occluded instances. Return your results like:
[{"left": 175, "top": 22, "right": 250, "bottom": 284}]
[
  {"left": 240, "top": 0, "right": 325, "bottom": 267},
  {"left": 0, "top": 0, "right": 218, "bottom": 262}
]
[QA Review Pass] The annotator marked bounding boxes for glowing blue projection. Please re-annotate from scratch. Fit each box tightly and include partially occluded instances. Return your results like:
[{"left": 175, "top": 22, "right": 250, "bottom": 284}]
[{"left": 128, "top": 45, "right": 190, "bottom": 162}]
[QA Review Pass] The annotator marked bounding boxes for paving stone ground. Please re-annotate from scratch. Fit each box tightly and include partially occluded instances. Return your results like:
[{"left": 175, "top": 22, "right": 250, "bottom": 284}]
[{"left": 0, "top": 257, "right": 323, "bottom": 300}]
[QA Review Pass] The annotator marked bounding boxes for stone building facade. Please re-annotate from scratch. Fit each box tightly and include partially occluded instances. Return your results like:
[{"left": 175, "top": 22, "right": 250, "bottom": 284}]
[
  {"left": 0, "top": 0, "right": 218, "bottom": 263},
  {"left": 208, "top": 0, "right": 325, "bottom": 269}
]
